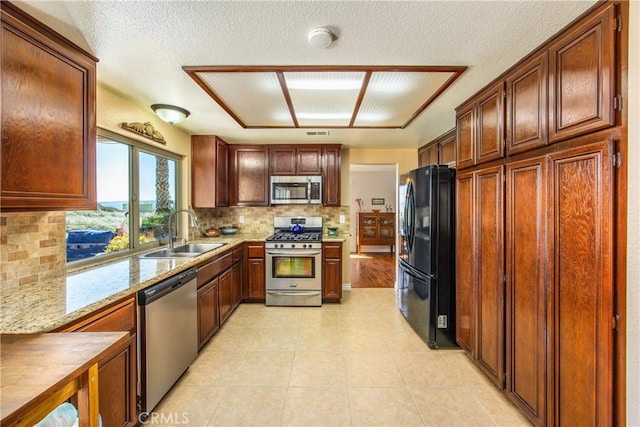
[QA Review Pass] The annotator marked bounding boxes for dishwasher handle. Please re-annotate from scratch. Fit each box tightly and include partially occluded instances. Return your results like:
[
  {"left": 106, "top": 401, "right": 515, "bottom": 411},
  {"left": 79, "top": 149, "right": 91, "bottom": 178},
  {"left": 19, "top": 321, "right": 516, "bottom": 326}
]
[{"left": 138, "top": 267, "right": 198, "bottom": 306}]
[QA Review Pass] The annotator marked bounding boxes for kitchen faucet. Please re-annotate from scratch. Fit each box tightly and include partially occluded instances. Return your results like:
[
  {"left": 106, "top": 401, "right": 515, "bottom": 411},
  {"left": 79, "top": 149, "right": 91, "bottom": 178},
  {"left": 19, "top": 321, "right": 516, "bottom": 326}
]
[{"left": 168, "top": 209, "right": 198, "bottom": 250}]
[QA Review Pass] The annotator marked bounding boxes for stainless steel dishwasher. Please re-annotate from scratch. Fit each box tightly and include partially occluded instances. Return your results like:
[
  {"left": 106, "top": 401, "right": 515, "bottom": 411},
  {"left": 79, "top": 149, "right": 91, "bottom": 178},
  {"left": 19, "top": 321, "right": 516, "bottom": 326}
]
[{"left": 137, "top": 267, "right": 198, "bottom": 413}]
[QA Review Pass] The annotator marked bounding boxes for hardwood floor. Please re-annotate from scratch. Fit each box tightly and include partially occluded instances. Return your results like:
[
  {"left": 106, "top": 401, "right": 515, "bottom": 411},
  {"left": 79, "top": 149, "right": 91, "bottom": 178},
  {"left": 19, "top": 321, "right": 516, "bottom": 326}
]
[{"left": 349, "top": 252, "right": 396, "bottom": 288}]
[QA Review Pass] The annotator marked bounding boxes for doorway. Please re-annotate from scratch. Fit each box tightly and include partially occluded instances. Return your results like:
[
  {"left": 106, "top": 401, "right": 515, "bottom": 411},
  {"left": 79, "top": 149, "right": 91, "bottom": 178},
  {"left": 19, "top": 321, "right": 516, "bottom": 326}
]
[{"left": 349, "top": 163, "right": 398, "bottom": 288}]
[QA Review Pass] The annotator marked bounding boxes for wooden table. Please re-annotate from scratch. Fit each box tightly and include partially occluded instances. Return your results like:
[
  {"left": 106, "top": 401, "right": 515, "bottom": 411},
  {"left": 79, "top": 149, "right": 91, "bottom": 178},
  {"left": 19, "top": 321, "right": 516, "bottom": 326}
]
[{"left": 1, "top": 332, "right": 129, "bottom": 427}]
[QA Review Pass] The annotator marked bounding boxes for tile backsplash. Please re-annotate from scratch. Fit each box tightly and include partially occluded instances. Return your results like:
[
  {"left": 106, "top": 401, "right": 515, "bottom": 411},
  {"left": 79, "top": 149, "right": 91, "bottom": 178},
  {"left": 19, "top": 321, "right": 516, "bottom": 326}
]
[
  {"left": 0, "top": 212, "right": 66, "bottom": 290},
  {"left": 192, "top": 205, "right": 350, "bottom": 238}
]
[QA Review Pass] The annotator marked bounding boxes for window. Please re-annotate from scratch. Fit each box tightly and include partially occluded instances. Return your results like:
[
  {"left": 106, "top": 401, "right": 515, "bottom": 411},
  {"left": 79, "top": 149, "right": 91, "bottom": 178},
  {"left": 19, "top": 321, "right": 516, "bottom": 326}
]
[{"left": 66, "top": 129, "right": 181, "bottom": 264}]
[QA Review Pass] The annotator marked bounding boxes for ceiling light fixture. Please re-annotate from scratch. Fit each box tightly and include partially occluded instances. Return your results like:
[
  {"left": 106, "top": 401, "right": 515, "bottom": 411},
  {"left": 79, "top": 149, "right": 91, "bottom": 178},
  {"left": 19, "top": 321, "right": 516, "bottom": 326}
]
[
  {"left": 308, "top": 28, "right": 335, "bottom": 49},
  {"left": 151, "top": 104, "right": 191, "bottom": 124}
]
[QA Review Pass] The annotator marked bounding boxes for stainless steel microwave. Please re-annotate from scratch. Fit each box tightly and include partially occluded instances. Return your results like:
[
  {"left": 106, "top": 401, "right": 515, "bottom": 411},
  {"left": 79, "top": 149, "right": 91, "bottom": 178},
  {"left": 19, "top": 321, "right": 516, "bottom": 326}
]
[{"left": 270, "top": 175, "right": 322, "bottom": 205}]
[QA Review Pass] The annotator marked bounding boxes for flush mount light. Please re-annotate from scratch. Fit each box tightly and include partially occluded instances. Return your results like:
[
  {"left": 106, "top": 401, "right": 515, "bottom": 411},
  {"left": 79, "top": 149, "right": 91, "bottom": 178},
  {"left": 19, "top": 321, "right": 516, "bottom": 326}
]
[
  {"left": 308, "top": 28, "right": 334, "bottom": 49},
  {"left": 150, "top": 104, "right": 191, "bottom": 124}
]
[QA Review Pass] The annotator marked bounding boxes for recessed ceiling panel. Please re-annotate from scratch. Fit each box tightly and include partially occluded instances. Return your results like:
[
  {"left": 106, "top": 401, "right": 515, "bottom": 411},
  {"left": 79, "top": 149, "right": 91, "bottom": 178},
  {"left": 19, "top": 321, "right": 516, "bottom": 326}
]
[
  {"left": 185, "top": 66, "right": 466, "bottom": 128},
  {"left": 195, "top": 71, "right": 293, "bottom": 126},
  {"left": 354, "top": 71, "right": 456, "bottom": 127},
  {"left": 285, "top": 72, "right": 365, "bottom": 126}
]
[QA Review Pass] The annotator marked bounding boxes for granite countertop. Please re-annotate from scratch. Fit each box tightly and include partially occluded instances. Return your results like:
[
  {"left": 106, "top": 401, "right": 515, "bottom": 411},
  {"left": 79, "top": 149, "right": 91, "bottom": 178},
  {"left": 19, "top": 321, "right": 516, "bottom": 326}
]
[{"left": 0, "top": 234, "right": 269, "bottom": 334}]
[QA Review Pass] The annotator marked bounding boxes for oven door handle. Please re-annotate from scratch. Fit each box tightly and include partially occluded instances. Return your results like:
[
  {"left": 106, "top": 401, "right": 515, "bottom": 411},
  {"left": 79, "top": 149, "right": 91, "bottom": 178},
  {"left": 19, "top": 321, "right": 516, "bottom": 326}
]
[
  {"left": 266, "top": 249, "right": 322, "bottom": 256},
  {"left": 267, "top": 291, "right": 321, "bottom": 296}
]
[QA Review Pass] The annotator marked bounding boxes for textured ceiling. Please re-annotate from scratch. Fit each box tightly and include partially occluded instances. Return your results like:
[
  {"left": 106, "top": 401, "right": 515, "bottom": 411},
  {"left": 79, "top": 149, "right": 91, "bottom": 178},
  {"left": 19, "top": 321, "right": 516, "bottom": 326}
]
[{"left": 13, "top": 0, "right": 598, "bottom": 149}]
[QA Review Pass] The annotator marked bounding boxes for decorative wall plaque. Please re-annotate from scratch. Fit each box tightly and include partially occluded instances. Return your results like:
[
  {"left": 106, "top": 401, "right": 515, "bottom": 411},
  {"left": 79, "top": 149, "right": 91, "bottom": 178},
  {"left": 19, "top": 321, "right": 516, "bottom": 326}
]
[{"left": 120, "top": 121, "right": 166, "bottom": 144}]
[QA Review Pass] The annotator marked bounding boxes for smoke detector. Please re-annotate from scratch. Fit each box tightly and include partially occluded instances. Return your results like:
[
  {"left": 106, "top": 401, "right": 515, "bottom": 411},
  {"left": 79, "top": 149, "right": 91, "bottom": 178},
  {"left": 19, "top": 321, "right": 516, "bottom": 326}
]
[{"left": 308, "top": 28, "right": 335, "bottom": 49}]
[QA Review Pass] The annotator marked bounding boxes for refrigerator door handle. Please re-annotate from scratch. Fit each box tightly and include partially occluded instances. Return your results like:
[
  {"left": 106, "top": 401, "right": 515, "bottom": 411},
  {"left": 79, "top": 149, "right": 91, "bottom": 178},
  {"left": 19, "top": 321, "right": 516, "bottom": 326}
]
[{"left": 406, "top": 181, "right": 415, "bottom": 253}]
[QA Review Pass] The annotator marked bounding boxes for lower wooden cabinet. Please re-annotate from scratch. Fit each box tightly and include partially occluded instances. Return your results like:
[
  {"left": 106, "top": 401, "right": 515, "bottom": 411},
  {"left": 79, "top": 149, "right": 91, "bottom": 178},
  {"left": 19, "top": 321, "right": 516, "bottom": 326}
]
[
  {"left": 58, "top": 298, "right": 137, "bottom": 427},
  {"left": 197, "top": 277, "right": 219, "bottom": 349},
  {"left": 322, "top": 242, "right": 342, "bottom": 302},
  {"left": 231, "top": 261, "right": 242, "bottom": 309},
  {"left": 457, "top": 137, "right": 615, "bottom": 426},
  {"left": 244, "top": 242, "right": 265, "bottom": 301},
  {"left": 218, "top": 268, "right": 233, "bottom": 324}
]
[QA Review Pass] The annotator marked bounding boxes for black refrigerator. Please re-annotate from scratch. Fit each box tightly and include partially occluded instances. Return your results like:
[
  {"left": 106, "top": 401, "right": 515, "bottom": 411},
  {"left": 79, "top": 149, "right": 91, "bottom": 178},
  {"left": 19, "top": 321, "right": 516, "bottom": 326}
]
[{"left": 397, "top": 165, "right": 456, "bottom": 349}]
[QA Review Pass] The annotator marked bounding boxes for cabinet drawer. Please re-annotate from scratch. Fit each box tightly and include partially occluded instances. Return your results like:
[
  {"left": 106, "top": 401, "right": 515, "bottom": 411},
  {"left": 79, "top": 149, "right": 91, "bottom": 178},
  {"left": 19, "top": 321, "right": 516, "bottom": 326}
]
[
  {"left": 246, "top": 244, "right": 264, "bottom": 259},
  {"left": 64, "top": 298, "right": 136, "bottom": 333},
  {"left": 323, "top": 245, "right": 341, "bottom": 259},
  {"left": 197, "top": 252, "right": 233, "bottom": 285}
]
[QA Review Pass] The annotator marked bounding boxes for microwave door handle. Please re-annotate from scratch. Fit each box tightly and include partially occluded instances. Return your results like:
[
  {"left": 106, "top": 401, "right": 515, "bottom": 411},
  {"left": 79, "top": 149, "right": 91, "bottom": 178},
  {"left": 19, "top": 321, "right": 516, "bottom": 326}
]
[{"left": 307, "top": 178, "right": 311, "bottom": 204}]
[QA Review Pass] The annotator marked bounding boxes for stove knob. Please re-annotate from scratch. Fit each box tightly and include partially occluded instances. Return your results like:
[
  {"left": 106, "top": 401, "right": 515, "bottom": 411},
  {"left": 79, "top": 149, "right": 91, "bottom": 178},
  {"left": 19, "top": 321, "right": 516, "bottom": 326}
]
[
  {"left": 291, "top": 244, "right": 295, "bottom": 249},
  {"left": 303, "top": 244, "right": 308, "bottom": 249}
]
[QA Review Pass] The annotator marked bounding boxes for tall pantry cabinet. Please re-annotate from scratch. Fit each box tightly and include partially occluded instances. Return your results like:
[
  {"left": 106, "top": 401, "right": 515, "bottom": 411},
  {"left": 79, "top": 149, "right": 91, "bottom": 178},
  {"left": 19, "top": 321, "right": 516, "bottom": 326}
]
[{"left": 454, "top": 2, "right": 624, "bottom": 426}]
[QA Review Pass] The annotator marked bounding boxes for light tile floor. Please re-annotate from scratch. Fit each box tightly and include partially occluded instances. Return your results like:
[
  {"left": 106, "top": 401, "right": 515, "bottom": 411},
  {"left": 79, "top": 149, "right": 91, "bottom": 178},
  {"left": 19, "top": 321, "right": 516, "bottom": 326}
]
[{"left": 152, "top": 288, "right": 532, "bottom": 426}]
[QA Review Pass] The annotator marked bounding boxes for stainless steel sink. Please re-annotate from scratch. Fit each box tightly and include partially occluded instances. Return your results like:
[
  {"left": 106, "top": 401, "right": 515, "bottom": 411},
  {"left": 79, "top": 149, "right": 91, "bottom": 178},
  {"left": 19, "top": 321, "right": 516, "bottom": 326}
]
[{"left": 141, "top": 243, "right": 227, "bottom": 259}]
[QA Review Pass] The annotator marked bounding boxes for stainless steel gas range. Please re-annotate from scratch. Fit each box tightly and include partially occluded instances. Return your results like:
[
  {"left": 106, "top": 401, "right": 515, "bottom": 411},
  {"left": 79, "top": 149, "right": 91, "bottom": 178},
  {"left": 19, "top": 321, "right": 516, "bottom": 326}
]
[{"left": 265, "top": 216, "right": 323, "bottom": 307}]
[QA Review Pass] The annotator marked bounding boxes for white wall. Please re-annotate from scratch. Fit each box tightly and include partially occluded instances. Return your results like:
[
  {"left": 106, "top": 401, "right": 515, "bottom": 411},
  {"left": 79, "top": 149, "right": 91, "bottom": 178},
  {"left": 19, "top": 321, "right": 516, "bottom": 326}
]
[
  {"left": 349, "top": 168, "right": 397, "bottom": 253},
  {"left": 627, "top": 1, "right": 639, "bottom": 424}
]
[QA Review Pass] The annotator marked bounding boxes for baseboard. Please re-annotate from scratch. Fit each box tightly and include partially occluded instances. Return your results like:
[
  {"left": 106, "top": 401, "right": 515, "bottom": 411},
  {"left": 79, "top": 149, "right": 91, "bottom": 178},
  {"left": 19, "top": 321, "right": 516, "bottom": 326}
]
[{"left": 342, "top": 282, "right": 351, "bottom": 290}]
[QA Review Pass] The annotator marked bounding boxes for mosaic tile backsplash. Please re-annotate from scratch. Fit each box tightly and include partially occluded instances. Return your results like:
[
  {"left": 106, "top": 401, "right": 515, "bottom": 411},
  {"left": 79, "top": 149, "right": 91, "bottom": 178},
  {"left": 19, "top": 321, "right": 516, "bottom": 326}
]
[
  {"left": 1, "top": 211, "right": 67, "bottom": 290},
  {"left": 191, "top": 206, "right": 351, "bottom": 239}
]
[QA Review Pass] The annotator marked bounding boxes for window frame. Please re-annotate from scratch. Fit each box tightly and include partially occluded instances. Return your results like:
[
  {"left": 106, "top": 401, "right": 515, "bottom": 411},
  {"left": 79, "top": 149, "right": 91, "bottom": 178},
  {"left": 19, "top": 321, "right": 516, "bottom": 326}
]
[{"left": 66, "top": 127, "right": 182, "bottom": 268}]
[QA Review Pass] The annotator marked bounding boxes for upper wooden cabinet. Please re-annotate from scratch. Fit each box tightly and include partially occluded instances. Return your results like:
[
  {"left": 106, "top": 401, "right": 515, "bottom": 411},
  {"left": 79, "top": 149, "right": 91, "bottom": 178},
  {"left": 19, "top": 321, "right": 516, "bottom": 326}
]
[
  {"left": 456, "top": 82, "right": 505, "bottom": 169},
  {"left": 505, "top": 52, "right": 549, "bottom": 155},
  {"left": 548, "top": 3, "right": 616, "bottom": 143},
  {"left": 192, "top": 135, "right": 229, "bottom": 208},
  {"left": 418, "top": 129, "right": 456, "bottom": 168},
  {"left": 229, "top": 145, "right": 270, "bottom": 206},
  {"left": 1, "top": 2, "right": 97, "bottom": 211},
  {"left": 322, "top": 145, "right": 341, "bottom": 206},
  {"left": 269, "top": 146, "right": 322, "bottom": 175}
]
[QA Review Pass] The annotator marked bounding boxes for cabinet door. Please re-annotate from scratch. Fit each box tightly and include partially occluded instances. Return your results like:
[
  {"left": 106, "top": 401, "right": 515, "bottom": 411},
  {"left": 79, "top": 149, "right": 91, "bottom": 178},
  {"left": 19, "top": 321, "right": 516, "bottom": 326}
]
[
  {"left": 197, "top": 279, "right": 219, "bottom": 349},
  {"left": 230, "top": 146, "right": 269, "bottom": 206},
  {"left": 476, "top": 82, "right": 505, "bottom": 164},
  {"left": 455, "top": 171, "right": 475, "bottom": 355},
  {"left": 215, "top": 138, "right": 229, "bottom": 206},
  {"left": 427, "top": 144, "right": 439, "bottom": 165},
  {"left": 218, "top": 268, "right": 233, "bottom": 324},
  {"left": 548, "top": 139, "right": 614, "bottom": 426},
  {"left": 418, "top": 146, "right": 429, "bottom": 168},
  {"left": 1, "top": 4, "right": 97, "bottom": 210},
  {"left": 246, "top": 258, "right": 266, "bottom": 299},
  {"left": 456, "top": 103, "right": 475, "bottom": 169},
  {"left": 231, "top": 261, "right": 242, "bottom": 308},
  {"left": 439, "top": 133, "right": 456, "bottom": 167},
  {"left": 506, "top": 52, "right": 548, "bottom": 155},
  {"left": 322, "top": 146, "right": 341, "bottom": 206},
  {"left": 269, "top": 147, "right": 296, "bottom": 175},
  {"left": 97, "top": 336, "right": 136, "bottom": 427},
  {"left": 475, "top": 165, "right": 505, "bottom": 388},
  {"left": 548, "top": 3, "right": 615, "bottom": 143},
  {"left": 506, "top": 157, "right": 548, "bottom": 425},
  {"left": 297, "top": 147, "right": 322, "bottom": 174},
  {"left": 192, "top": 136, "right": 229, "bottom": 208},
  {"left": 322, "top": 242, "right": 342, "bottom": 301}
]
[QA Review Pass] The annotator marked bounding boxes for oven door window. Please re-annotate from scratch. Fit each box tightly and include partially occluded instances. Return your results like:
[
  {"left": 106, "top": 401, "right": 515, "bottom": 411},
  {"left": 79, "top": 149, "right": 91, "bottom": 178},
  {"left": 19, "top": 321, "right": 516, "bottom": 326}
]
[{"left": 272, "top": 256, "right": 315, "bottom": 279}]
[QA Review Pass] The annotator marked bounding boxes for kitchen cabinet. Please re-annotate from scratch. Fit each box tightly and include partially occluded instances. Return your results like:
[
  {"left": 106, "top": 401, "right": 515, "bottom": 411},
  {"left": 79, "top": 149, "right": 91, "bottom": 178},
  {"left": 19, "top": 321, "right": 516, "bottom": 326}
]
[
  {"left": 455, "top": 81, "right": 504, "bottom": 169},
  {"left": 197, "top": 277, "right": 219, "bottom": 349},
  {"left": 269, "top": 146, "right": 322, "bottom": 175},
  {"left": 218, "top": 268, "right": 233, "bottom": 325},
  {"left": 58, "top": 298, "right": 137, "bottom": 427},
  {"left": 505, "top": 156, "right": 548, "bottom": 425},
  {"left": 322, "top": 145, "right": 341, "bottom": 206},
  {"left": 322, "top": 242, "right": 343, "bottom": 302},
  {"left": 454, "top": 171, "right": 475, "bottom": 355},
  {"left": 231, "top": 246, "right": 243, "bottom": 309},
  {"left": 418, "top": 129, "right": 456, "bottom": 168},
  {"left": 244, "top": 242, "right": 265, "bottom": 301},
  {"left": 229, "top": 145, "right": 270, "bottom": 206},
  {"left": 356, "top": 212, "right": 395, "bottom": 254},
  {"left": 191, "top": 135, "right": 229, "bottom": 207},
  {"left": 1, "top": 2, "right": 97, "bottom": 211},
  {"left": 548, "top": 3, "right": 616, "bottom": 143},
  {"left": 455, "top": 165, "right": 506, "bottom": 388},
  {"left": 505, "top": 52, "right": 548, "bottom": 155}
]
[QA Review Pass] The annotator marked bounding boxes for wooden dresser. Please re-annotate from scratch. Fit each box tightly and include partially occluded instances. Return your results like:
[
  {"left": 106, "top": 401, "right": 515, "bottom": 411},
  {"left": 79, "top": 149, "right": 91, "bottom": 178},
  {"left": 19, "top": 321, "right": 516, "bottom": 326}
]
[{"left": 356, "top": 212, "right": 395, "bottom": 254}]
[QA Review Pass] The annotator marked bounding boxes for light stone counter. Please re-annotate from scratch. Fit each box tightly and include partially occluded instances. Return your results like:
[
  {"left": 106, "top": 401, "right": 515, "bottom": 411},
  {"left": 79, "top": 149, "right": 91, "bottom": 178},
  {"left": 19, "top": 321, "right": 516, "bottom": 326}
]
[{"left": 0, "top": 234, "right": 269, "bottom": 334}]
